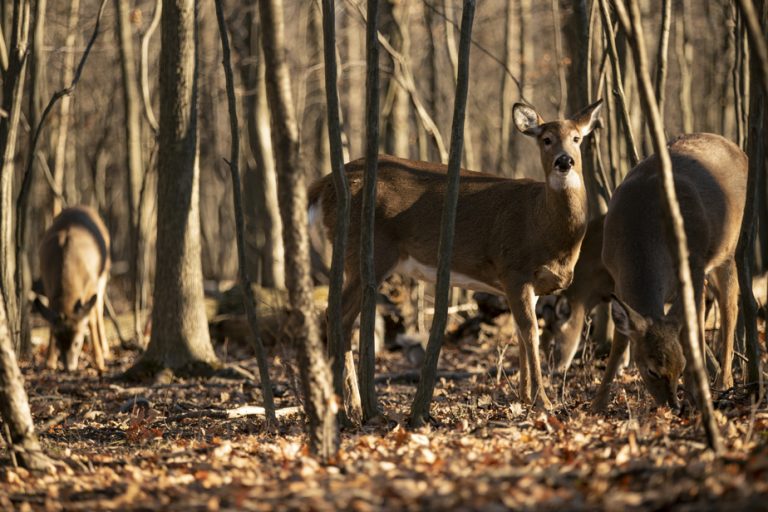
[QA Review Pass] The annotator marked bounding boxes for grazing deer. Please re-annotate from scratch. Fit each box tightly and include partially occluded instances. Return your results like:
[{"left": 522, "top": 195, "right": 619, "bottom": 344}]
[
  {"left": 593, "top": 133, "right": 746, "bottom": 410},
  {"left": 542, "top": 214, "right": 618, "bottom": 373},
  {"left": 34, "top": 206, "right": 111, "bottom": 372},
  {"left": 309, "top": 100, "right": 603, "bottom": 409}
]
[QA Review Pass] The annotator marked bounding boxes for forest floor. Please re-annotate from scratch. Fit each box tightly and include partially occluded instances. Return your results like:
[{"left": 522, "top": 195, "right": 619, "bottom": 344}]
[{"left": 2, "top": 311, "right": 768, "bottom": 511}]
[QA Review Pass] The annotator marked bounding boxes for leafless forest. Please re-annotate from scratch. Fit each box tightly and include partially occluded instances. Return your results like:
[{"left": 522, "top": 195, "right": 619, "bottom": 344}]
[{"left": 0, "top": 0, "right": 766, "bottom": 509}]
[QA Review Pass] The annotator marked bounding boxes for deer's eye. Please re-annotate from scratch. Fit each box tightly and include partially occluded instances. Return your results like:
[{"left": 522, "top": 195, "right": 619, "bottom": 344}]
[
  {"left": 542, "top": 137, "right": 552, "bottom": 146},
  {"left": 573, "top": 136, "right": 581, "bottom": 144}
]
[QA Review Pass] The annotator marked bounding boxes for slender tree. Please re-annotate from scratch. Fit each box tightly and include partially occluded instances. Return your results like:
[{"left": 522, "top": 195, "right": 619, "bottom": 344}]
[
  {"left": 322, "top": 0, "right": 352, "bottom": 430},
  {"left": 0, "top": 0, "right": 30, "bottom": 354},
  {"left": 735, "top": 0, "right": 767, "bottom": 390},
  {"left": 259, "top": 0, "right": 337, "bottom": 458},
  {"left": 358, "top": 0, "right": 382, "bottom": 423},
  {"left": 114, "top": 0, "right": 146, "bottom": 346},
  {"left": 410, "top": 0, "right": 475, "bottom": 428},
  {"left": 615, "top": 0, "right": 723, "bottom": 453},
  {"left": 125, "top": 0, "right": 219, "bottom": 379}
]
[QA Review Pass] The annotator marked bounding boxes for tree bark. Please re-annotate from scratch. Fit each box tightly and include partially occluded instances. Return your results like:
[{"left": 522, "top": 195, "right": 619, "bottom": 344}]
[
  {"left": 615, "top": 0, "right": 723, "bottom": 454},
  {"left": 0, "top": 291, "right": 52, "bottom": 470},
  {"left": 653, "top": 0, "right": 672, "bottom": 119},
  {"left": 259, "top": 0, "right": 337, "bottom": 459},
  {"left": 410, "top": 0, "right": 475, "bottom": 428},
  {"left": 358, "top": 0, "right": 382, "bottom": 423},
  {"left": 51, "top": 0, "right": 79, "bottom": 216},
  {"left": 114, "top": 0, "right": 146, "bottom": 347},
  {"left": 322, "top": 0, "right": 351, "bottom": 432},
  {"left": 125, "top": 0, "right": 218, "bottom": 380},
  {"left": 308, "top": 0, "right": 331, "bottom": 179},
  {"left": 0, "top": 0, "right": 30, "bottom": 354},
  {"left": 381, "top": 0, "right": 410, "bottom": 158},
  {"left": 242, "top": 9, "right": 285, "bottom": 289},
  {"left": 214, "top": 0, "right": 277, "bottom": 428},
  {"left": 735, "top": 0, "right": 767, "bottom": 391}
]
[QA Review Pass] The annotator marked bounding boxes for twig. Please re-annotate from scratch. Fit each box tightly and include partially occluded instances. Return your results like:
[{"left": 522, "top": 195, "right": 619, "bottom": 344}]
[{"left": 3, "top": 423, "right": 17, "bottom": 469}]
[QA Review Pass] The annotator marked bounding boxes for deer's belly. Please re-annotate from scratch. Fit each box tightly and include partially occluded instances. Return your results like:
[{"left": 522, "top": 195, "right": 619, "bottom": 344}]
[{"left": 392, "top": 257, "right": 505, "bottom": 296}]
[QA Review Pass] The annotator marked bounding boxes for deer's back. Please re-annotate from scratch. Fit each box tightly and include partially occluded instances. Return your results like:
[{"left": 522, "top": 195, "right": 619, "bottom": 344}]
[
  {"left": 39, "top": 206, "right": 111, "bottom": 312},
  {"left": 603, "top": 133, "right": 747, "bottom": 308}
]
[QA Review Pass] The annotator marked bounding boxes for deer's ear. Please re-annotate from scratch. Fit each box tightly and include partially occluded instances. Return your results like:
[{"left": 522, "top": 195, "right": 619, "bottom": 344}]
[
  {"left": 610, "top": 294, "right": 650, "bottom": 337},
  {"left": 572, "top": 99, "right": 603, "bottom": 137},
  {"left": 74, "top": 294, "right": 98, "bottom": 319},
  {"left": 513, "top": 103, "right": 544, "bottom": 136},
  {"left": 33, "top": 296, "right": 58, "bottom": 324}
]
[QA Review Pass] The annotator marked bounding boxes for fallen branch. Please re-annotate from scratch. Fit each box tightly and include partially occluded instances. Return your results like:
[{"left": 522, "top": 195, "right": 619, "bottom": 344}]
[{"left": 167, "top": 405, "right": 302, "bottom": 422}]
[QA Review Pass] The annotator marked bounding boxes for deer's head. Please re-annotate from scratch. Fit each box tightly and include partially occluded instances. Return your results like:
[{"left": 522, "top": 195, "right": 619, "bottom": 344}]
[
  {"left": 34, "top": 294, "right": 97, "bottom": 371},
  {"left": 611, "top": 295, "right": 686, "bottom": 409},
  {"left": 513, "top": 100, "right": 603, "bottom": 192}
]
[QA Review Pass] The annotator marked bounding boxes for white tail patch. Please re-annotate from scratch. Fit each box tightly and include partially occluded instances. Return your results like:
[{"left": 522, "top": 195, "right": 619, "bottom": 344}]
[{"left": 308, "top": 201, "right": 326, "bottom": 255}]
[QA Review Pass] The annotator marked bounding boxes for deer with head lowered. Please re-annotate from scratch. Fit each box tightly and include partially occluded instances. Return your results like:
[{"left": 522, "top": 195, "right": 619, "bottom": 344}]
[
  {"left": 592, "top": 133, "right": 746, "bottom": 411},
  {"left": 309, "top": 100, "right": 603, "bottom": 410},
  {"left": 34, "top": 206, "right": 111, "bottom": 372}
]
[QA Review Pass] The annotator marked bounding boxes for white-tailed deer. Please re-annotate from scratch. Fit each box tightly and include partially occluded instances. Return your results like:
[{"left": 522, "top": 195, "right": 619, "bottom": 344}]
[
  {"left": 542, "top": 214, "right": 616, "bottom": 373},
  {"left": 34, "top": 206, "right": 111, "bottom": 372},
  {"left": 593, "top": 133, "right": 746, "bottom": 410},
  {"left": 309, "top": 100, "right": 603, "bottom": 409}
]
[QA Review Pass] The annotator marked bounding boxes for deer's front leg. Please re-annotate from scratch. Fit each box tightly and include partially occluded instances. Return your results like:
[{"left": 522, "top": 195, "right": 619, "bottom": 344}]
[
  {"left": 507, "top": 282, "right": 553, "bottom": 410},
  {"left": 46, "top": 331, "right": 58, "bottom": 370},
  {"left": 591, "top": 331, "right": 630, "bottom": 412},
  {"left": 88, "top": 310, "right": 106, "bottom": 372}
]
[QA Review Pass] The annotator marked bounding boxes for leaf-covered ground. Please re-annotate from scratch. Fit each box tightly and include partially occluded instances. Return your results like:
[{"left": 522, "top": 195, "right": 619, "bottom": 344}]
[{"left": 3, "top": 314, "right": 767, "bottom": 511}]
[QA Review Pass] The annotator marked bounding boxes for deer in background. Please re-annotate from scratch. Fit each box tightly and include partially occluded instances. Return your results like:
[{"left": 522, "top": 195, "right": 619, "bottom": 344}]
[
  {"left": 34, "top": 206, "right": 111, "bottom": 372},
  {"left": 593, "top": 133, "right": 746, "bottom": 411},
  {"left": 539, "top": 214, "right": 618, "bottom": 373},
  {"left": 309, "top": 100, "right": 603, "bottom": 410}
]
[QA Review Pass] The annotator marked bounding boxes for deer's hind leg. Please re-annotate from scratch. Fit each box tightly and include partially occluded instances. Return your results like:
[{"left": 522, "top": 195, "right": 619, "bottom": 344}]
[{"left": 712, "top": 260, "right": 738, "bottom": 389}]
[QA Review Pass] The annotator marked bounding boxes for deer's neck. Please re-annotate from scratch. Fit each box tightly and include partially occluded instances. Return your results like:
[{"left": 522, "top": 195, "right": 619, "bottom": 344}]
[{"left": 542, "top": 175, "right": 588, "bottom": 240}]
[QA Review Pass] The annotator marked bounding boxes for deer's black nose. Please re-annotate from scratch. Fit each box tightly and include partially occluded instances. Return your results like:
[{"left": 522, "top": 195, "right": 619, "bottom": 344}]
[{"left": 555, "top": 155, "right": 574, "bottom": 171}]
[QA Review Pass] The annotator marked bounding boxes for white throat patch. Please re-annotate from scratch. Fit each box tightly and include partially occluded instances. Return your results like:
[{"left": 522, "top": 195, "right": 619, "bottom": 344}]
[{"left": 548, "top": 171, "right": 582, "bottom": 191}]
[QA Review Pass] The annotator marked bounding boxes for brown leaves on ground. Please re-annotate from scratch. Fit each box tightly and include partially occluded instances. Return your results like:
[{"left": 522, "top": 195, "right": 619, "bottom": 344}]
[{"left": 2, "top": 319, "right": 767, "bottom": 511}]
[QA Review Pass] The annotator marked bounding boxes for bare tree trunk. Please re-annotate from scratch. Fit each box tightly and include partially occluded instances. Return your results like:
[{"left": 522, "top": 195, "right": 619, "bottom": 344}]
[
  {"left": 551, "top": 0, "right": 567, "bottom": 117},
  {"left": 18, "top": 0, "right": 46, "bottom": 358},
  {"left": 381, "top": 0, "right": 410, "bottom": 158},
  {"left": 735, "top": 0, "right": 767, "bottom": 392},
  {"left": 342, "top": 8, "right": 363, "bottom": 159},
  {"left": 51, "top": 0, "right": 79, "bottom": 216},
  {"left": 0, "top": 291, "right": 52, "bottom": 470},
  {"left": 259, "top": 0, "right": 337, "bottom": 457},
  {"left": 498, "top": 0, "right": 516, "bottom": 171},
  {"left": 321, "top": 0, "right": 348, "bottom": 442},
  {"left": 308, "top": 0, "right": 330, "bottom": 179},
  {"left": 213, "top": 0, "right": 277, "bottom": 428},
  {"left": 615, "top": 0, "right": 723, "bottom": 453},
  {"left": 675, "top": 0, "right": 694, "bottom": 134},
  {"left": 410, "top": 0, "right": 475, "bottom": 428},
  {"left": 443, "top": 0, "right": 476, "bottom": 170},
  {"left": 0, "top": 0, "right": 30, "bottom": 354},
  {"left": 242, "top": 10, "right": 285, "bottom": 289},
  {"left": 358, "top": 0, "right": 381, "bottom": 423},
  {"left": 126, "top": 0, "right": 218, "bottom": 380},
  {"left": 599, "top": 0, "right": 639, "bottom": 167},
  {"left": 114, "top": 0, "right": 146, "bottom": 346},
  {"left": 653, "top": 0, "right": 671, "bottom": 120}
]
